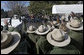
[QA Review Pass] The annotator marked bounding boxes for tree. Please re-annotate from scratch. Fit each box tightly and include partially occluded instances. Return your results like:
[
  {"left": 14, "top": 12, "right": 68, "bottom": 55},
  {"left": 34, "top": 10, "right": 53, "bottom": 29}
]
[
  {"left": 28, "top": 1, "right": 80, "bottom": 17},
  {"left": 5, "top": 1, "right": 29, "bottom": 17},
  {"left": 1, "top": 9, "right": 4, "bottom": 18},
  {"left": 7, "top": 10, "right": 13, "bottom": 17},
  {"left": 28, "top": 1, "right": 52, "bottom": 16},
  {"left": 1, "top": 9, "right": 8, "bottom": 18}
]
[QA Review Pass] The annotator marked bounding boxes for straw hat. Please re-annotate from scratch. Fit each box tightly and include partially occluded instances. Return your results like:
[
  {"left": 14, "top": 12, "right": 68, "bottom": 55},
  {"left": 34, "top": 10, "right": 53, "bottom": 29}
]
[
  {"left": 1, "top": 30, "right": 21, "bottom": 54},
  {"left": 27, "top": 25, "right": 36, "bottom": 33},
  {"left": 47, "top": 29, "right": 71, "bottom": 47},
  {"left": 70, "top": 19, "right": 81, "bottom": 28},
  {"left": 66, "top": 19, "right": 83, "bottom": 30},
  {"left": 35, "top": 25, "right": 51, "bottom": 35},
  {"left": 66, "top": 22, "right": 83, "bottom": 30}
]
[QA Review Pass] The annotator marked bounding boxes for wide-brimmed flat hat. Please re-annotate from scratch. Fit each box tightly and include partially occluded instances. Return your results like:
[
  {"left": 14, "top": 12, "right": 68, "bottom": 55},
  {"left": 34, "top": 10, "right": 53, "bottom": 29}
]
[
  {"left": 47, "top": 29, "right": 71, "bottom": 47},
  {"left": 35, "top": 25, "right": 51, "bottom": 35},
  {"left": 66, "top": 23, "right": 83, "bottom": 31},
  {"left": 70, "top": 19, "right": 81, "bottom": 28},
  {"left": 66, "top": 19, "right": 83, "bottom": 30},
  {"left": 27, "top": 25, "right": 36, "bottom": 33},
  {"left": 1, "top": 30, "right": 21, "bottom": 54}
]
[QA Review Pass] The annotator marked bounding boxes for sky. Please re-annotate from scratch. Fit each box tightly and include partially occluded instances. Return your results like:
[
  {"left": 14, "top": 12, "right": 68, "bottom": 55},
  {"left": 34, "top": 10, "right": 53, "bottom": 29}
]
[{"left": 1, "top": 1, "right": 30, "bottom": 11}]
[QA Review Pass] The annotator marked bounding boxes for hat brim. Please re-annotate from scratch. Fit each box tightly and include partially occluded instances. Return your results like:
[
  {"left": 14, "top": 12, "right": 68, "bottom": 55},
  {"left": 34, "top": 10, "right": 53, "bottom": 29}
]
[
  {"left": 27, "top": 30, "right": 36, "bottom": 33},
  {"left": 47, "top": 32, "right": 71, "bottom": 47},
  {"left": 35, "top": 25, "right": 51, "bottom": 35},
  {"left": 1, "top": 32, "right": 21, "bottom": 54},
  {"left": 54, "top": 23, "right": 60, "bottom": 26},
  {"left": 82, "top": 20, "right": 83, "bottom": 22},
  {"left": 66, "top": 23, "right": 83, "bottom": 30}
]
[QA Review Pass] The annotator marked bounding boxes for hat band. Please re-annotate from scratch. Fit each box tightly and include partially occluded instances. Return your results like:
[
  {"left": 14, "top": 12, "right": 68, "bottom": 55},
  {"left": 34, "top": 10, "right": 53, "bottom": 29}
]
[
  {"left": 29, "top": 29, "right": 35, "bottom": 31},
  {"left": 70, "top": 25, "right": 80, "bottom": 28},
  {"left": 28, "top": 28, "right": 35, "bottom": 31},
  {"left": 51, "top": 35, "right": 65, "bottom": 42}
]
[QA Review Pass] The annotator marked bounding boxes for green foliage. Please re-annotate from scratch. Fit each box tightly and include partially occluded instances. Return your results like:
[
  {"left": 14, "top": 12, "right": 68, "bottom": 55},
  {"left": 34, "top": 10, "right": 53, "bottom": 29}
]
[
  {"left": 28, "top": 1, "right": 79, "bottom": 16},
  {"left": 28, "top": 1, "right": 52, "bottom": 16},
  {"left": 1, "top": 9, "right": 8, "bottom": 18},
  {"left": 4, "top": 1, "right": 28, "bottom": 17}
]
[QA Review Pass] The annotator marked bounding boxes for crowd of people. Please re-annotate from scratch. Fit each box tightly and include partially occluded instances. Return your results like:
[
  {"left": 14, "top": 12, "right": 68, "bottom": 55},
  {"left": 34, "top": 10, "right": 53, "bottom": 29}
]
[
  {"left": 1, "top": 11, "right": 83, "bottom": 32},
  {"left": 1, "top": 11, "right": 83, "bottom": 54}
]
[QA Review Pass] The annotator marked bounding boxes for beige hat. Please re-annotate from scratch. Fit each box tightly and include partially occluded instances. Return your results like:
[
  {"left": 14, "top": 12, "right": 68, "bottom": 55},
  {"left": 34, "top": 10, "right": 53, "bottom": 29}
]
[
  {"left": 53, "top": 21, "right": 57, "bottom": 25},
  {"left": 70, "top": 19, "right": 81, "bottom": 28},
  {"left": 47, "top": 29, "right": 71, "bottom": 47},
  {"left": 35, "top": 25, "right": 51, "bottom": 35},
  {"left": 27, "top": 25, "right": 36, "bottom": 33},
  {"left": 66, "top": 20, "right": 83, "bottom": 31},
  {"left": 1, "top": 30, "right": 21, "bottom": 54}
]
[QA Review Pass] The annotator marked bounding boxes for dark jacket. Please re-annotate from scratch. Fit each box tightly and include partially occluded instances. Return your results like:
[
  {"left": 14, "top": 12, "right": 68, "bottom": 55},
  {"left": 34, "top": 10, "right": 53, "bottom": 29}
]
[{"left": 1, "top": 25, "right": 3, "bottom": 31}]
